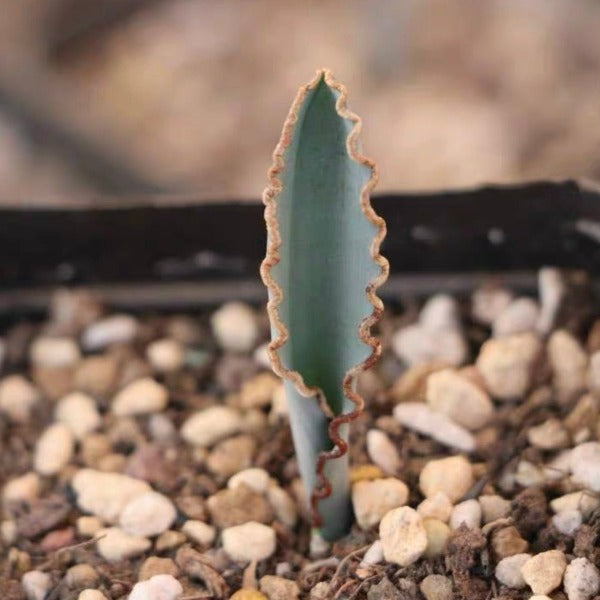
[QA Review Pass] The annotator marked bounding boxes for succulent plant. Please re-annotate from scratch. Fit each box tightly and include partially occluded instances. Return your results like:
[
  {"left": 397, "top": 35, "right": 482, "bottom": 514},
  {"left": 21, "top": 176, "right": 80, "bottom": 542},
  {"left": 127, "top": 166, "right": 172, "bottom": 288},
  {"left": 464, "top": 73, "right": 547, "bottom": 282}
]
[{"left": 261, "top": 69, "right": 388, "bottom": 540}]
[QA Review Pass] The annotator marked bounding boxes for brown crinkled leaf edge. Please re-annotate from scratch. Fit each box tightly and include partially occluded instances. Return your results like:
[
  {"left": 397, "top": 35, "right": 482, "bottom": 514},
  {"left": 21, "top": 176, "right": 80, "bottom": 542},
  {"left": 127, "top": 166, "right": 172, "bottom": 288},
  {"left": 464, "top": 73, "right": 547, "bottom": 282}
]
[{"left": 260, "top": 69, "right": 389, "bottom": 527}]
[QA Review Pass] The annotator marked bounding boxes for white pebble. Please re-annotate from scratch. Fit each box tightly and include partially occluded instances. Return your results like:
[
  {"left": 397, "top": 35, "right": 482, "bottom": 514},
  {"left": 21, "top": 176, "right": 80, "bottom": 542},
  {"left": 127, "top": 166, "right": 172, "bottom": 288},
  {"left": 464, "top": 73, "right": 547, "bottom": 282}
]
[
  {"left": 552, "top": 509, "right": 582, "bottom": 536},
  {"left": 528, "top": 418, "right": 569, "bottom": 450},
  {"left": 476, "top": 333, "right": 541, "bottom": 399},
  {"left": 211, "top": 302, "right": 258, "bottom": 353},
  {"left": 394, "top": 402, "right": 475, "bottom": 452},
  {"left": 77, "top": 516, "right": 104, "bottom": 537},
  {"left": 450, "top": 499, "right": 481, "bottom": 530},
  {"left": 146, "top": 339, "right": 184, "bottom": 372},
  {"left": 536, "top": 268, "right": 564, "bottom": 335},
  {"left": 417, "top": 492, "right": 453, "bottom": 522},
  {"left": 514, "top": 460, "right": 546, "bottom": 487},
  {"left": 570, "top": 442, "right": 600, "bottom": 491},
  {"left": 420, "top": 295, "right": 462, "bottom": 330},
  {"left": 82, "top": 314, "right": 138, "bottom": 350},
  {"left": 128, "top": 574, "right": 183, "bottom": 600},
  {"left": 30, "top": 336, "right": 81, "bottom": 368},
  {"left": 148, "top": 414, "right": 177, "bottom": 443},
  {"left": 112, "top": 377, "right": 168, "bottom": 416},
  {"left": 419, "top": 455, "right": 473, "bottom": 503},
  {"left": 34, "top": 423, "right": 74, "bottom": 476},
  {"left": 543, "top": 449, "right": 573, "bottom": 482},
  {"left": 379, "top": 506, "right": 427, "bottom": 566},
  {"left": 550, "top": 491, "right": 600, "bottom": 517},
  {"left": 72, "top": 469, "right": 150, "bottom": 523},
  {"left": 228, "top": 468, "right": 270, "bottom": 494},
  {"left": 548, "top": 330, "right": 588, "bottom": 401},
  {"left": 426, "top": 369, "right": 493, "bottom": 430},
  {"left": 181, "top": 406, "right": 242, "bottom": 447},
  {"left": 352, "top": 478, "right": 409, "bottom": 530},
  {"left": 472, "top": 287, "right": 513, "bottom": 325},
  {"left": 392, "top": 324, "right": 467, "bottom": 367},
  {"left": 181, "top": 520, "right": 216, "bottom": 546},
  {"left": 79, "top": 591, "right": 108, "bottom": 600},
  {"left": 366, "top": 429, "right": 401, "bottom": 474},
  {"left": 266, "top": 485, "right": 298, "bottom": 528},
  {"left": 360, "top": 540, "right": 384, "bottom": 567},
  {"left": 3, "top": 472, "right": 40, "bottom": 505},
  {"left": 22, "top": 571, "right": 52, "bottom": 600},
  {"left": 222, "top": 521, "right": 276, "bottom": 562},
  {"left": 492, "top": 297, "right": 539, "bottom": 337},
  {"left": 520, "top": 550, "right": 567, "bottom": 595},
  {"left": 563, "top": 557, "right": 600, "bottom": 600},
  {"left": 254, "top": 343, "right": 272, "bottom": 368},
  {"left": 0, "top": 375, "right": 39, "bottom": 422},
  {"left": 119, "top": 491, "right": 176, "bottom": 537},
  {"left": 495, "top": 553, "right": 531, "bottom": 588},
  {"left": 55, "top": 392, "right": 101, "bottom": 439},
  {"left": 96, "top": 527, "right": 151, "bottom": 562}
]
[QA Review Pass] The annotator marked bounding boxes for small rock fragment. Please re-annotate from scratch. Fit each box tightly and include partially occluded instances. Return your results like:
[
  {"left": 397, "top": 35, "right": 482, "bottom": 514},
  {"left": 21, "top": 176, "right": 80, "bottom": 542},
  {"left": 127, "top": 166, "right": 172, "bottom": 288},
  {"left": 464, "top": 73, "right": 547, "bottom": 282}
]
[
  {"left": 21, "top": 571, "right": 52, "bottom": 600},
  {"left": 207, "top": 484, "right": 273, "bottom": 528},
  {"left": 55, "top": 392, "right": 101, "bottom": 439},
  {"left": 472, "top": 286, "right": 513, "bottom": 325},
  {"left": 450, "top": 499, "right": 481, "bottom": 530},
  {"left": 419, "top": 455, "right": 474, "bottom": 503},
  {"left": 548, "top": 330, "right": 588, "bottom": 402},
  {"left": 394, "top": 402, "right": 475, "bottom": 452},
  {"left": 366, "top": 429, "right": 402, "bottom": 474},
  {"left": 78, "top": 590, "right": 108, "bottom": 600},
  {"left": 495, "top": 553, "right": 531, "bottom": 588},
  {"left": 74, "top": 355, "right": 119, "bottom": 398},
  {"left": 181, "top": 520, "right": 216, "bottom": 546},
  {"left": 112, "top": 377, "right": 168, "bottom": 416},
  {"left": 423, "top": 518, "right": 450, "bottom": 557},
  {"left": 211, "top": 302, "right": 258, "bottom": 353},
  {"left": 360, "top": 540, "right": 384, "bottom": 567},
  {"left": 552, "top": 510, "right": 582, "bottom": 536},
  {"left": 65, "top": 564, "right": 99, "bottom": 589},
  {"left": 96, "top": 527, "right": 151, "bottom": 562},
  {"left": 491, "top": 526, "right": 529, "bottom": 559},
  {"left": 420, "top": 574, "right": 453, "bottom": 600},
  {"left": 3, "top": 472, "right": 40, "bottom": 506},
  {"left": 570, "top": 442, "right": 600, "bottom": 491},
  {"left": 259, "top": 575, "right": 300, "bottom": 600},
  {"left": 492, "top": 297, "right": 539, "bottom": 337},
  {"left": 119, "top": 492, "right": 176, "bottom": 537},
  {"left": 563, "top": 557, "right": 600, "bottom": 600},
  {"left": 138, "top": 556, "right": 179, "bottom": 581},
  {"left": 417, "top": 492, "right": 453, "bottom": 522},
  {"left": 392, "top": 324, "right": 468, "bottom": 367},
  {"left": 352, "top": 478, "right": 409, "bottom": 529},
  {"left": 34, "top": 423, "right": 74, "bottom": 476},
  {"left": 240, "top": 373, "right": 280, "bottom": 409},
  {"left": 206, "top": 434, "right": 256, "bottom": 477},
  {"left": 30, "top": 336, "right": 80, "bottom": 368},
  {"left": 550, "top": 491, "right": 600, "bottom": 517},
  {"left": 128, "top": 574, "right": 183, "bottom": 600},
  {"left": 0, "top": 375, "right": 39, "bottom": 422},
  {"left": 81, "top": 315, "right": 138, "bottom": 351},
  {"left": 379, "top": 506, "right": 428, "bottom": 566},
  {"left": 520, "top": 550, "right": 566, "bottom": 594},
  {"left": 527, "top": 418, "right": 569, "bottom": 450},
  {"left": 181, "top": 406, "right": 242, "bottom": 447},
  {"left": 77, "top": 516, "right": 103, "bottom": 538},
  {"left": 266, "top": 485, "right": 297, "bottom": 528},
  {"left": 228, "top": 468, "right": 270, "bottom": 494},
  {"left": 146, "top": 339, "right": 184, "bottom": 372},
  {"left": 476, "top": 333, "right": 541, "bottom": 399},
  {"left": 222, "top": 521, "right": 276, "bottom": 562},
  {"left": 479, "top": 495, "right": 511, "bottom": 523},
  {"left": 536, "top": 267, "right": 565, "bottom": 334},
  {"left": 155, "top": 530, "right": 186, "bottom": 553}
]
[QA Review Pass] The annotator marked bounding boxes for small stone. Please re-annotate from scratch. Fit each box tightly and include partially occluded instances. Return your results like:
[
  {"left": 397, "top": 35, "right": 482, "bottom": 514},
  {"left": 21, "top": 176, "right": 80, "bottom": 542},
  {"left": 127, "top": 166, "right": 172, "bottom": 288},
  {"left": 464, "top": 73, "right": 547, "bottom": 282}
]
[
  {"left": 138, "top": 556, "right": 179, "bottom": 581},
  {"left": 420, "top": 574, "right": 453, "bottom": 600},
  {"left": 310, "top": 582, "right": 331, "bottom": 600},
  {"left": 588, "top": 352, "right": 600, "bottom": 394},
  {"left": 81, "top": 314, "right": 138, "bottom": 351},
  {"left": 419, "top": 455, "right": 474, "bottom": 503},
  {"left": 379, "top": 506, "right": 427, "bottom": 566},
  {"left": 40, "top": 527, "right": 74, "bottom": 551},
  {"left": 206, "top": 435, "right": 256, "bottom": 477},
  {"left": 259, "top": 575, "right": 300, "bottom": 600},
  {"left": 181, "top": 406, "right": 243, "bottom": 447},
  {"left": 350, "top": 464, "right": 384, "bottom": 482},
  {"left": 77, "top": 516, "right": 103, "bottom": 538},
  {"left": 96, "top": 527, "right": 151, "bottom": 562},
  {"left": 309, "top": 531, "right": 330, "bottom": 558},
  {"left": 222, "top": 521, "right": 276, "bottom": 562},
  {"left": 49, "top": 288, "right": 103, "bottom": 333},
  {"left": 537, "top": 267, "right": 565, "bottom": 335},
  {"left": 423, "top": 518, "right": 450, "bottom": 557},
  {"left": 230, "top": 592, "right": 267, "bottom": 600},
  {"left": 128, "top": 574, "right": 183, "bottom": 600},
  {"left": 352, "top": 478, "right": 409, "bottom": 529},
  {"left": 148, "top": 414, "right": 177, "bottom": 444},
  {"left": 80, "top": 432, "right": 111, "bottom": 467},
  {"left": 450, "top": 499, "right": 481, "bottom": 530},
  {"left": 240, "top": 373, "right": 280, "bottom": 409},
  {"left": 34, "top": 423, "right": 74, "bottom": 476},
  {"left": 476, "top": 333, "right": 541, "bottom": 399},
  {"left": 417, "top": 492, "right": 453, "bottom": 522},
  {"left": 548, "top": 330, "right": 588, "bottom": 402},
  {"left": 514, "top": 460, "right": 546, "bottom": 487},
  {"left": 527, "top": 418, "right": 570, "bottom": 450},
  {"left": 491, "top": 526, "right": 529, "bottom": 559},
  {"left": 72, "top": 469, "right": 151, "bottom": 523},
  {"left": 30, "top": 336, "right": 80, "bottom": 368},
  {"left": 266, "top": 485, "right": 297, "bottom": 528},
  {"left": 479, "top": 495, "right": 511, "bottom": 523},
  {"left": 492, "top": 297, "right": 540, "bottom": 337},
  {"left": 155, "top": 530, "right": 186, "bottom": 553},
  {"left": 360, "top": 540, "right": 384, "bottom": 567},
  {"left": 366, "top": 430, "right": 402, "bottom": 474},
  {"left": 146, "top": 339, "right": 184, "bottom": 372},
  {"left": 543, "top": 448, "right": 572, "bottom": 482},
  {"left": 78, "top": 591, "right": 108, "bottom": 600},
  {"left": 55, "top": 392, "right": 102, "bottom": 439},
  {"left": 1, "top": 520, "right": 17, "bottom": 544},
  {"left": 550, "top": 491, "right": 600, "bottom": 517},
  {"left": 570, "top": 442, "right": 600, "bottom": 491},
  {"left": 494, "top": 553, "right": 531, "bottom": 588},
  {"left": 392, "top": 324, "right": 467, "bottom": 367},
  {"left": 0, "top": 375, "right": 39, "bottom": 422},
  {"left": 211, "top": 302, "right": 258, "bottom": 353},
  {"left": 552, "top": 510, "right": 582, "bottom": 536},
  {"left": 208, "top": 484, "right": 273, "bottom": 528},
  {"left": 520, "top": 550, "right": 567, "bottom": 594},
  {"left": 563, "top": 557, "right": 600, "bottom": 600},
  {"left": 65, "top": 564, "right": 99, "bottom": 589},
  {"left": 181, "top": 520, "right": 216, "bottom": 546},
  {"left": 22, "top": 571, "right": 52, "bottom": 600},
  {"left": 394, "top": 402, "right": 475, "bottom": 452},
  {"left": 74, "top": 355, "right": 119, "bottom": 398},
  {"left": 119, "top": 492, "right": 176, "bottom": 537},
  {"left": 228, "top": 468, "right": 270, "bottom": 494},
  {"left": 269, "top": 384, "right": 288, "bottom": 422},
  {"left": 3, "top": 472, "right": 40, "bottom": 506},
  {"left": 111, "top": 377, "right": 168, "bottom": 416},
  {"left": 472, "top": 286, "right": 513, "bottom": 325},
  {"left": 565, "top": 394, "right": 599, "bottom": 440}
]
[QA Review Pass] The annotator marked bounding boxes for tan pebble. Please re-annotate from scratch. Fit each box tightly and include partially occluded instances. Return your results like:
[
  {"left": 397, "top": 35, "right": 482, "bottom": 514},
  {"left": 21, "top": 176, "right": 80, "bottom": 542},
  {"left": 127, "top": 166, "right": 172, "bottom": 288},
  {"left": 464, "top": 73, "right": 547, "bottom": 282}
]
[
  {"left": 138, "top": 556, "right": 179, "bottom": 581},
  {"left": 240, "top": 373, "right": 280, "bottom": 408},
  {"left": 155, "top": 530, "right": 186, "bottom": 553},
  {"left": 206, "top": 435, "right": 256, "bottom": 477},
  {"left": 230, "top": 591, "right": 268, "bottom": 600},
  {"left": 96, "top": 453, "right": 126, "bottom": 473},
  {"left": 450, "top": 499, "right": 481, "bottom": 530},
  {"left": 349, "top": 464, "right": 384, "bottom": 482},
  {"left": 419, "top": 455, "right": 474, "bottom": 503},
  {"left": 527, "top": 418, "right": 569, "bottom": 450},
  {"left": 55, "top": 392, "right": 101, "bottom": 440},
  {"left": 366, "top": 429, "right": 402, "bottom": 474},
  {"left": 95, "top": 527, "right": 151, "bottom": 562},
  {"left": 181, "top": 405, "right": 243, "bottom": 447},
  {"left": 0, "top": 375, "right": 39, "bottom": 423},
  {"left": 222, "top": 521, "right": 276, "bottom": 562},
  {"left": 112, "top": 377, "right": 168, "bottom": 416},
  {"left": 3, "top": 472, "right": 40, "bottom": 506},
  {"left": 388, "top": 362, "right": 448, "bottom": 402},
  {"left": 181, "top": 520, "right": 216, "bottom": 546},
  {"left": 379, "top": 506, "right": 427, "bottom": 566},
  {"left": 479, "top": 495, "right": 511, "bottom": 523},
  {"left": 550, "top": 491, "right": 600, "bottom": 517},
  {"left": 266, "top": 485, "right": 298, "bottom": 528},
  {"left": 74, "top": 355, "right": 119, "bottom": 398},
  {"left": 548, "top": 330, "right": 588, "bottom": 402},
  {"left": 1, "top": 520, "right": 17, "bottom": 544},
  {"left": 76, "top": 516, "right": 103, "bottom": 538},
  {"left": 146, "top": 338, "right": 184, "bottom": 372},
  {"left": 80, "top": 434, "right": 112, "bottom": 467},
  {"left": 423, "top": 518, "right": 450, "bottom": 557},
  {"left": 417, "top": 491, "right": 453, "bottom": 522},
  {"left": 491, "top": 526, "right": 528, "bottom": 559},
  {"left": 309, "top": 582, "right": 331, "bottom": 600},
  {"left": 228, "top": 468, "right": 270, "bottom": 494},
  {"left": 352, "top": 478, "right": 409, "bottom": 530},
  {"left": 34, "top": 423, "right": 74, "bottom": 476},
  {"left": 259, "top": 574, "right": 300, "bottom": 600},
  {"left": 30, "top": 336, "right": 80, "bottom": 368},
  {"left": 65, "top": 564, "right": 98, "bottom": 589},
  {"left": 514, "top": 460, "right": 546, "bottom": 487},
  {"left": 420, "top": 574, "right": 453, "bottom": 600},
  {"left": 78, "top": 590, "right": 108, "bottom": 600},
  {"left": 207, "top": 484, "right": 273, "bottom": 529},
  {"left": 520, "top": 550, "right": 566, "bottom": 594}
]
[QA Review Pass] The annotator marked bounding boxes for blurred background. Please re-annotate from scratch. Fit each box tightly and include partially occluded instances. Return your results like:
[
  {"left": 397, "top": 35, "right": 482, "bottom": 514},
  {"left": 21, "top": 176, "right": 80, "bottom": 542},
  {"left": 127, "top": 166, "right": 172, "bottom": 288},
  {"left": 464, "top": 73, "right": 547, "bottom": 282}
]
[{"left": 1, "top": 0, "right": 600, "bottom": 204}]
